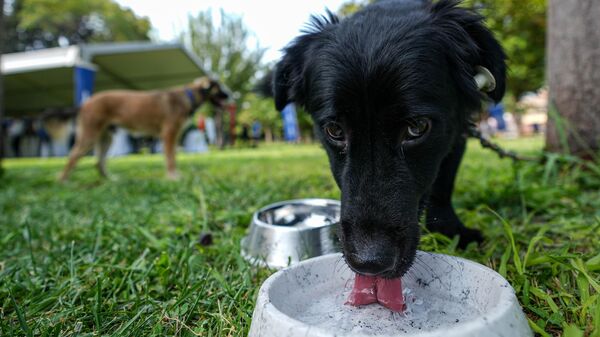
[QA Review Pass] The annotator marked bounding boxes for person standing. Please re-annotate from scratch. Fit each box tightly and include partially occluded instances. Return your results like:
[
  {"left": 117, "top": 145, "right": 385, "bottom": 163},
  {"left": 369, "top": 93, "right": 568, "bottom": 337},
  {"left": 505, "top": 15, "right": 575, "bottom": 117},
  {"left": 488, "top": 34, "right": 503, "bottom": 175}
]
[
  {"left": 8, "top": 119, "right": 24, "bottom": 157},
  {"left": 488, "top": 102, "right": 506, "bottom": 133}
]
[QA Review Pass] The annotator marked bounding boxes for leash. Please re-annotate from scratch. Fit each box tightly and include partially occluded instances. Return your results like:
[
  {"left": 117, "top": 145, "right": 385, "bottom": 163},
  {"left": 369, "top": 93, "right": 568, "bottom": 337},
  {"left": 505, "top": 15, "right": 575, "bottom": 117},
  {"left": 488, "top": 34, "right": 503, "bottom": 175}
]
[
  {"left": 471, "top": 66, "right": 543, "bottom": 163},
  {"left": 467, "top": 123, "right": 543, "bottom": 163}
]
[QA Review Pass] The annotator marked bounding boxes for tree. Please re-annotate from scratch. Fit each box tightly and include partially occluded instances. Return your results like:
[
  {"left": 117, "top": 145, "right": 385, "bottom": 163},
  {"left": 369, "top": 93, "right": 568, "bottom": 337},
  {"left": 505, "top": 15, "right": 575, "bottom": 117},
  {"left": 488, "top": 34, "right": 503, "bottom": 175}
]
[
  {"left": 463, "top": 0, "right": 546, "bottom": 99},
  {"left": 338, "top": 1, "right": 365, "bottom": 17},
  {"left": 546, "top": 0, "right": 600, "bottom": 157},
  {"left": 337, "top": 0, "right": 547, "bottom": 100},
  {"left": 3, "top": 0, "right": 151, "bottom": 53},
  {"left": 184, "top": 9, "right": 265, "bottom": 100},
  {"left": 237, "top": 94, "right": 282, "bottom": 142},
  {"left": 254, "top": 69, "right": 315, "bottom": 142},
  {"left": 183, "top": 9, "right": 266, "bottom": 147}
]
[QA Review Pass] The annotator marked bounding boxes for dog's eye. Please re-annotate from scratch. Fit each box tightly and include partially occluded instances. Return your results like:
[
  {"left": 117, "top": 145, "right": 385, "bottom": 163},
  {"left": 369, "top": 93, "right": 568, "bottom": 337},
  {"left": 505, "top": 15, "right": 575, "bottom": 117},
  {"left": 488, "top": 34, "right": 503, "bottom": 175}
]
[
  {"left": 405, "top": 118, "right": 430, "bottom": 141},
  {"left": 324, "top": 122, "right": 346, "bottom": 145}
]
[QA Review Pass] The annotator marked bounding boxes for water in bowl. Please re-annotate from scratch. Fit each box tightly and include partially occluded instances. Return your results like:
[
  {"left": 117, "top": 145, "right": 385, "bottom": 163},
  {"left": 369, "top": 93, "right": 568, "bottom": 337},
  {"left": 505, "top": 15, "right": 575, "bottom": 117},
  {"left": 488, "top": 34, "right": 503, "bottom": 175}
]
[{"left": 293, "top": 278, "right": 482, "bottom": 335}]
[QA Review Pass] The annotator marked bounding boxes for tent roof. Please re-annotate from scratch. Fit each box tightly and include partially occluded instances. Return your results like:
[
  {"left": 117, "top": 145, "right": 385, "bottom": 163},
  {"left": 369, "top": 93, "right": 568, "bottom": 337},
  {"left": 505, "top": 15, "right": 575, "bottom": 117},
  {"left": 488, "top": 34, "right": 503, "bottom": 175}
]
[
  {"left": 1, "top": 42, "right": 207, "bottom": 116},
  {"left": 1, "top": 46, "right": 95, "bottom": 75}
]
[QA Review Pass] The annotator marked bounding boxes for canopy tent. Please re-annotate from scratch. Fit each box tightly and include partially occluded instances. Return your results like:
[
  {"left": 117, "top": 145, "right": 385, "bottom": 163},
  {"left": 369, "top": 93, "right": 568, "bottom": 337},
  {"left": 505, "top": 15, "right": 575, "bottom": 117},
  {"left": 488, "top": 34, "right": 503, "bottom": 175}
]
[{"left": 1, "top": 42, "right": 207, "bottom": 117}]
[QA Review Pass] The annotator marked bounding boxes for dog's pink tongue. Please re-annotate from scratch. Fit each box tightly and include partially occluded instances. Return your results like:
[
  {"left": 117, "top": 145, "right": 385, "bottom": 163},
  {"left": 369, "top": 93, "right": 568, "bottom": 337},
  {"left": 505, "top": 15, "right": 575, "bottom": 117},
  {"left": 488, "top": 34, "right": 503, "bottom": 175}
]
[
  {"left": 376, "top": 277, "right": 405, "bottom": 312},
  {"left": 346, "top": 274, "right": 377, "bottom": 306},
  {"left": 346, "top": 274, "right": 405, "bottom": 312}
]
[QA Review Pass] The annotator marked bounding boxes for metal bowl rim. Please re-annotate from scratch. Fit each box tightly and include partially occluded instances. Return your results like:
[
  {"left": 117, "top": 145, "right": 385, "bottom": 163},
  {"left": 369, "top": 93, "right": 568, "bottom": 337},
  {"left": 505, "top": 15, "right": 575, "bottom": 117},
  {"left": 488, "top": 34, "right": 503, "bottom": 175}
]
[{"left": 250, "top": 198, "right": 341, "bottom": 232}]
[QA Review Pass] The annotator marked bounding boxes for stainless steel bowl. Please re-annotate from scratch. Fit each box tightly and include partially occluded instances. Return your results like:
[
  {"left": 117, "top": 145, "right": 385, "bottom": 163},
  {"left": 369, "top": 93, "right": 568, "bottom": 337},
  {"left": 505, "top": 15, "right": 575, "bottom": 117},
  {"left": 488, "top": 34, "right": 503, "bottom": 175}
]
[{"left": 241, "top": 199, "right": 341, "bottom": 269}]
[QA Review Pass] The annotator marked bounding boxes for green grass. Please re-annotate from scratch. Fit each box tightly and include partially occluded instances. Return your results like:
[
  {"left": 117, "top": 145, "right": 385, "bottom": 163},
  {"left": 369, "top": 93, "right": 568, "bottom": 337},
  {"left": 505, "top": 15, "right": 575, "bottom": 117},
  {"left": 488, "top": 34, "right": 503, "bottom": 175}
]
[{"left": 0, "top": 138, "right": 599, "bottom": 336}]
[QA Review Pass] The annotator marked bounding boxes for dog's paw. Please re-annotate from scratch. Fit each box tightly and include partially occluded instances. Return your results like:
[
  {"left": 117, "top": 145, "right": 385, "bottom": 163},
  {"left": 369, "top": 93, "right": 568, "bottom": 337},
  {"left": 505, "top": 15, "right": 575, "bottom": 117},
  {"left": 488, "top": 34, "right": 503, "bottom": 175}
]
[
  {"left": 95, "top": 163, "right": 109, "bottom": 178},
  {"left": 426, "top": 205, "right": 484, "bottom": 249},
  {"left": 457, "top": 227, "right": 484, "bottom": 249}
]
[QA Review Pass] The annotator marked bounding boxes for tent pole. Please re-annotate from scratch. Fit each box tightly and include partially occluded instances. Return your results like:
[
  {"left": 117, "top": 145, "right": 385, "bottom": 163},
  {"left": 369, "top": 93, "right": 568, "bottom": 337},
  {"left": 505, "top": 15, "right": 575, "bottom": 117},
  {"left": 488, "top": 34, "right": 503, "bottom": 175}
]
[{"left": 0, "top": 0, "right": 5, "bottom": 172}]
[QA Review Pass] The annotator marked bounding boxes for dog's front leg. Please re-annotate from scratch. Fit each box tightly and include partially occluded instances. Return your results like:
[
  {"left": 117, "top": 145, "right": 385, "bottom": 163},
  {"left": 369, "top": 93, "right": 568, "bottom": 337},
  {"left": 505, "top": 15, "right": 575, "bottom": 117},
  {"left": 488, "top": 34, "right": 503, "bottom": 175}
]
[
  {"left": 425, "top": 136, "right": 483, "bottom": 248},
  {"left": 161, "top": 126, "right": 180, "bottom": 180}
]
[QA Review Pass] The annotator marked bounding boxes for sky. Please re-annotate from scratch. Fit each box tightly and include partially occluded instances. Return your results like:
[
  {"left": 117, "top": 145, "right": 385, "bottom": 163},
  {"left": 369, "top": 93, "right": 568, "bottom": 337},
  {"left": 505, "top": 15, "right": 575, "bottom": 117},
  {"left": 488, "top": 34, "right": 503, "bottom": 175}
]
[{"left": 114, "top": 0, "right": 348, "bottom": 63}]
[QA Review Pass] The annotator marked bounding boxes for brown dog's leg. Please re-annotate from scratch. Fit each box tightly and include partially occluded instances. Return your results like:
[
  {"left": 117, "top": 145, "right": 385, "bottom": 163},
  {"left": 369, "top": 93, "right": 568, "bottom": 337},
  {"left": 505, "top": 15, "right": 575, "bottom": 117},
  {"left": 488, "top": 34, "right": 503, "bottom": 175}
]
[
  {"left": 59, "top": 112, "right": 105, "bottom": 181},
  {"left": 59, "top": 134, "right": 96, "bottom": 181},
  {"left": 162, "top": 126, "right": 180, "bottom": 180},
  {"left": 95, "top": 130, "right": 113, "bottom": 178}
]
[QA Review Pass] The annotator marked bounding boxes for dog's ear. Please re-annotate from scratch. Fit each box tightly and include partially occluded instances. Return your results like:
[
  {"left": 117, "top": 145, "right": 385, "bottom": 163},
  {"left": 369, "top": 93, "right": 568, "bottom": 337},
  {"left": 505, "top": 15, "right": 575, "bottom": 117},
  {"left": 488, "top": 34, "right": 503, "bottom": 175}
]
[
  {"left": 431, "top": 0, "right": 506, "bottom": 104},
  {"left": 273, "top": 40, "right": 308, "bottom": 111},
  {"left": 461, "top": 13, "right": 506, "bottom": 103},
  {"left": 274, "top": 10, "right": 339, "bottom": 111}
]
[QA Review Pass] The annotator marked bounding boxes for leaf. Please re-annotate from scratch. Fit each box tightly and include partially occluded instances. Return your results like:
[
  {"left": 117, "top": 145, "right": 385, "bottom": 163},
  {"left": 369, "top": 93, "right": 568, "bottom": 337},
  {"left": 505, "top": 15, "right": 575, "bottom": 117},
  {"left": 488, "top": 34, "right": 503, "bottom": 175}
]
[
  {"left": 93, "top": 277, "right": 102, "bottom": 333},
  {"left": 563, "top": 324, "right": 584, "bottom": 337},
  {"left": 586, "top": 252, "right": 600, "bottom": 271},
  {"left": 184, "top": 9, "right": 265, "bottom": 99},
  {"left": 570, "top": 259, "right": 600, "bottom": 293},
  {"left": 522, "top": 279, "right": 531, "bottom": 306},
  {"left": 14, "top": 0, "right": 150, "bottom": 49},
  {"left": 530, "top": 287, "right": 560, "bottom": 315},
  {"left": 593, "top": 296, "right": 600, "bottom": 337},
  {"left": 528, "top": 318, "right": 551, "bottom": 337},
  {"left": 10, "top": 292, "right": 32, "bottom": 337},
  {"left": 577, "top": 273, "right": 590, "bottom": 305},
  {"left": 135, "top": 225, "right": 165, "bottom": 250},
  {"left": 499, "top": 243, "right": 511, "bottom": 278},
  {"left": 581, "top": 294, "right": 598, "bottom": 328},
  {"left": 489, "top": 208, "right": 523, "bottom": 275},
  {"left": 542, "top": 153, "right": 558, "bottom": 185},
  {"left": 523, "top": 226, "right": 548, "bottom": 271}
]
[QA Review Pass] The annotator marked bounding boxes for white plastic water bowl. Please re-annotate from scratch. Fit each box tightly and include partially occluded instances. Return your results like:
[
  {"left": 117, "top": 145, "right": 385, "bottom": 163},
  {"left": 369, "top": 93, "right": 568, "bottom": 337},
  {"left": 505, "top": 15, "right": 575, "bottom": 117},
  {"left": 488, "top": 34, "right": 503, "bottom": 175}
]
[{"left": 249, "top": 252, "right": 532, "bottom": 337}]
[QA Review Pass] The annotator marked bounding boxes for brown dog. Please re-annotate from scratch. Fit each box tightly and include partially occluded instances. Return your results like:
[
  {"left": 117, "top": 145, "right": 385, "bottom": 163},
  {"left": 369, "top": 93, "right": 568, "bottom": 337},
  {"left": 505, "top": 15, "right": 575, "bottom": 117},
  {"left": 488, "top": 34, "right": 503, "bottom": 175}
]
[{"left": 59, "top": 77, "right": 229, "bottom": 181}]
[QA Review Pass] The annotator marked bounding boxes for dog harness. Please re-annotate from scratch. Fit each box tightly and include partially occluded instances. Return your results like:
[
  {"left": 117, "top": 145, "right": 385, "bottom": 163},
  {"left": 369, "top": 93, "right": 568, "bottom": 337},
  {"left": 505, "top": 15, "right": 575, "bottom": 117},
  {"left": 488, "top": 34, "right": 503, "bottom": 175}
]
[
  {"left": 185, "top": 88, "right": 196, "bottom": 106},
  {"left": 185, "top": 88, "right": 198, "bottom": 113}
]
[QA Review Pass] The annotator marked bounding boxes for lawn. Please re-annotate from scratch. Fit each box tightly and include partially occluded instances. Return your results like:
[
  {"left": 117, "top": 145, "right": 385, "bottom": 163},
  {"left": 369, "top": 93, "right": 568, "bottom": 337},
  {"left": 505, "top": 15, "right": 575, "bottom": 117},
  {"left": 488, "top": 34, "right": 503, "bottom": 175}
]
[{"left": 1, "top": 138, "right": 599, "bottom": 337}]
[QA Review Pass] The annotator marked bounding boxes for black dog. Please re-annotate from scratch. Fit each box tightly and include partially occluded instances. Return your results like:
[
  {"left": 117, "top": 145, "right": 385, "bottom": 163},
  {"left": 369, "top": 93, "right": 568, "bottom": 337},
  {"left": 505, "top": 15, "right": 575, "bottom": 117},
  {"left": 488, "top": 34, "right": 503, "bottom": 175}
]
[{"left": 273, "top": 0, "right": 506, "bottom": 278}]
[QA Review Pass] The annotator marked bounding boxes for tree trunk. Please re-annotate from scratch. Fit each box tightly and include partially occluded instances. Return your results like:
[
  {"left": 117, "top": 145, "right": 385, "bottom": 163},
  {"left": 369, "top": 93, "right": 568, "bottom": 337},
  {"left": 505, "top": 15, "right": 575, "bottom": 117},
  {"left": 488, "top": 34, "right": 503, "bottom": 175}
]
[
  {"left": 546, "top": 0, "right": 600, "bottom": 158},
  {"left": 264, "top": 128, "right": 273, "bottom": 143},
  {"left": 0, "top": 0, "right": 5, "bottom": 171}
]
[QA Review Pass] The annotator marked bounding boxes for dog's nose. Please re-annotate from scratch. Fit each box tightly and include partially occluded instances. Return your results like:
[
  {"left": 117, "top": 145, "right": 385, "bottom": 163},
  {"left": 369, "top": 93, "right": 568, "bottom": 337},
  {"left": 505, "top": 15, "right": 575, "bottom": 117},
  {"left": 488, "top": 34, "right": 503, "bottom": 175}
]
[{"left": 346, "top": 252, "right": 396, "bottom": 276}]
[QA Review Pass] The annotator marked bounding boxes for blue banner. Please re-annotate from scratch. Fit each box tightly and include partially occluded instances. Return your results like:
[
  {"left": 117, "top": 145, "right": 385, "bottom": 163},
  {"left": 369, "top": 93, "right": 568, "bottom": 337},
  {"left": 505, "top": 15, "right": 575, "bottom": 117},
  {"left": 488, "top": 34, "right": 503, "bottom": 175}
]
[
  {"left": 488, "top": 102, "right": 506, "bottom": 131},
  {"left": 281, "top": 103, "right": 299, "bottom": 142},
  {"left": 74, "top": 66, "right": 96, "bottom": 107}
]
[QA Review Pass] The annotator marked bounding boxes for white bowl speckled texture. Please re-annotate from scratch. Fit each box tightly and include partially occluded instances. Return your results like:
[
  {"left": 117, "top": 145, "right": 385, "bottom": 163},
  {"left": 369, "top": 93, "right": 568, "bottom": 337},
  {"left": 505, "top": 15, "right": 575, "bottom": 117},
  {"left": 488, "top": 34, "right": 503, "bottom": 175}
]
[{"left": 249, "top": 252, "right": 532, "bottom": 337}]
